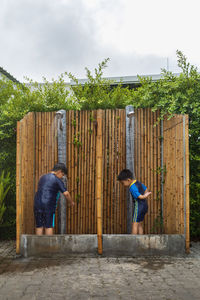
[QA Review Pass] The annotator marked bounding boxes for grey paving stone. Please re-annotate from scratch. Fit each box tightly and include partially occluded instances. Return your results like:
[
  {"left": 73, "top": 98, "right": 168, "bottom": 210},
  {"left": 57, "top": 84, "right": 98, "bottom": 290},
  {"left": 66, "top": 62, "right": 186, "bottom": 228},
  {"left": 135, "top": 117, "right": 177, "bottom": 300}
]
[{"left": 0, "top": 240, "right": 200, "bottom": 300}]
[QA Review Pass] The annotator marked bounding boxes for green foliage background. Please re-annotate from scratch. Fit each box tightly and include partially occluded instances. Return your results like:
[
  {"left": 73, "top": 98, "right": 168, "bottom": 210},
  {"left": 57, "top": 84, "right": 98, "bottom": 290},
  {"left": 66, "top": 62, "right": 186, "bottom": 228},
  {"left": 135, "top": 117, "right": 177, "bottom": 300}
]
[{"left": 0, "top": 51, "right": 199, "bottom": 239}]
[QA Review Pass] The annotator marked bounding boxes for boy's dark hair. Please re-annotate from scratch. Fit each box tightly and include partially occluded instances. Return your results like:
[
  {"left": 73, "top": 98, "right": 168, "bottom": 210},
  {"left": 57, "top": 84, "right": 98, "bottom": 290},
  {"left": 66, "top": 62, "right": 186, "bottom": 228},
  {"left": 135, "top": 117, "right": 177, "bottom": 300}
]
[
  {"left": 52, "top": 163, "right": 68, "bottom": 175},
  {"left": 117, "top": 169, "right": 134, "bottom": 181}
]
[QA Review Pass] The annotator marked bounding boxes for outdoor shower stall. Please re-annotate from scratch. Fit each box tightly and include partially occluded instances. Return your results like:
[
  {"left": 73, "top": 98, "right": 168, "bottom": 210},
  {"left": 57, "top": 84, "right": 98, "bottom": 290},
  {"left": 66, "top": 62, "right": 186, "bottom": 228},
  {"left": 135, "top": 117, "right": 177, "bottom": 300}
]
[{"left": 16, "top": 107, "right": 190, "bottom": 255}]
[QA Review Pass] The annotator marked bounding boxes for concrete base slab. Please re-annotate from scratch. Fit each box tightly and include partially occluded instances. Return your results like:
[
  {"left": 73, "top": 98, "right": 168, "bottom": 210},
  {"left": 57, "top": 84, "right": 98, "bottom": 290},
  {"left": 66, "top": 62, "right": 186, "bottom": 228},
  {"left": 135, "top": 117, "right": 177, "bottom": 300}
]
[
  {"left": 20, "top": 234, "right": 185, "bottom": 257},
  {"left": 103, "top": 234, "right": 185, "bottom": 256},
  {"left": 20, "top": 234, "right": 97, "bottom": 258}
]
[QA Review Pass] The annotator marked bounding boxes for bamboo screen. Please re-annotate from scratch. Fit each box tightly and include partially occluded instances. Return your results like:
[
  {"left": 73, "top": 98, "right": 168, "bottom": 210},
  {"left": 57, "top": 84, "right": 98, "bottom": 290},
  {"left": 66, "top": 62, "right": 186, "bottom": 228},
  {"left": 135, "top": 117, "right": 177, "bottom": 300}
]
[
  {"left": 65, "top": 109, "right": 127, "bottom": 234},
  {"left": 16, "top": 109, "right": 189, "bottom": 253},
  {"left": 134, "top": 108, "right": 162, "bottom": 234}
]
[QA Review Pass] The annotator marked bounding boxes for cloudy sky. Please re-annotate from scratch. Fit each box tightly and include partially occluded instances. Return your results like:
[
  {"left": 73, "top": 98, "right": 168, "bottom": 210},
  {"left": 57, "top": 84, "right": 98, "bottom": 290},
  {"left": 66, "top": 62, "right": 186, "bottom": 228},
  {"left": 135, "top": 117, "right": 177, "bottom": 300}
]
[{"left": 1, "top": 0, "right": 200, "bottom": 82}]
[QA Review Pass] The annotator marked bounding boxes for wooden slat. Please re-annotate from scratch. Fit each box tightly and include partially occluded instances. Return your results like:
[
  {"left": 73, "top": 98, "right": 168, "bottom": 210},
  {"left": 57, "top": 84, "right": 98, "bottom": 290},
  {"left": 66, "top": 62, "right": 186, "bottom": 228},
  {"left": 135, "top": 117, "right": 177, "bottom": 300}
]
[
  {"left": 85, "top": 111, "right": 90, "bottom": 233},
  {"left": 88, "top": 111, "right": 93, "bottom": 233},
  {"left": 93, "top": 111, "right": 97, "bottom": 233},
  {"left": 122, "top": 109, "right": 127, "bottom": 233},
  {"left": 16, "top": 121, "right": 21, "bottom": 254},
  {"left": 74, "top": 111, "right": 78, "bottom": 233},
  {"left": 179, "top": 117, "right": 184, "bottom": 234},
  {"left": 67, "top": 110, "right": 71, "bottom": 233},
  {"left": 27, "top": 113, "right": 35, "bottom": 234},
  {"left": 80, "top": 111, "right": 84, "bottom": 233},
  {"left": 147, "top": 109, "right": 152, "bottom": 233},
  {"left": 96, "top": 110, "right": 103, "bottom": 254},
  {"left": 103, "top": 110, "right": 107, "bottom": 234},
  {"left": 116, "top": 110, "right": 120, "bottom": 233},
  {"left": 77, "top": 111, "right": 81, "bottom": 234},
  {"left": 185, "top": 115, "right": 190, "bottom": 253},
  {"left": 157, "top": 111, "right": 161, "bottom": 233},
  {"left": 21, "top": 117, "right": 26, "bottom": 235}
]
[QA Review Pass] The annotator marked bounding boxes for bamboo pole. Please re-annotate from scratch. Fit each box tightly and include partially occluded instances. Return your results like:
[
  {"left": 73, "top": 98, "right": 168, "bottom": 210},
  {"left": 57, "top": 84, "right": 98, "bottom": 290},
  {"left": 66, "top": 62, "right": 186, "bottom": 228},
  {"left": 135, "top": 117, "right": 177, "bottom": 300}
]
[
  {"left": 16, "top": 121, "right": 21, "bottom": 254},
  {"left": 179, "top": 118, "right": 185, "bottom": 235},
  {"left": 117, "top": 110, "right": 121, "bottom": 233},
  {"left": 111, "top": 110, "right": 115, "bottom": 233},
  {"left": 142, "top": 108, "right": 148, "bottom": 233},
  {"left": 107, "top": 110, "right": 111, "bottom": 233},
  {"left": 122, "top": 109, "right": 126, "bottom": 232},
  {"left": 71, "top": 110, "right": 75, "bottom": 233},
  {"left": 105, "top": 110, "right": 109, "bottom": 233},
  {"left": 184, "top": 115, "right": 190, "bottom": 253},
  {"left": 147, "top": 109, "right": 151, "bottom": 233},
  {"left": 157, "top": 111, "right": 161, "bottom": 233},
  {"left": 90, "top": 111, "right": 94, "bottom": 233},
  {"left": 23, "top": 116, "right": 28, "bottom": 234},
  {"left": 85, "top": 111, "right": 90, "bottom": 233},
  {"left": 67, "top": 110, "right": 72, "bottom": 233},
  {"left": 88, "top": 111, "right": 93, "bottom": 233},
  {"left": 74, "top": 111, "right": 78, "bottom": 233},
  {"left": 103, "top": 110, "right": 107, "bottom": 233},
  {"left": 21, "top": 118, "right": 26, "bottom": 234},
  {"left": 77, "top": 111, "right": 81, "bottom": 234},
  {"left": 83, "top": 111, "right": 87, "bottom": 233},
  {"left": 113, "top": 110, "right": 117, "bottom": 233},
  {"left": 93, "top": 111, "right": 97, "bottom": 233},
  {"left": 96, "top": 110, "right": 103, "bottom": 254},
  {"left": 28, "top": 113, "right": 35, "bottom": 233}
]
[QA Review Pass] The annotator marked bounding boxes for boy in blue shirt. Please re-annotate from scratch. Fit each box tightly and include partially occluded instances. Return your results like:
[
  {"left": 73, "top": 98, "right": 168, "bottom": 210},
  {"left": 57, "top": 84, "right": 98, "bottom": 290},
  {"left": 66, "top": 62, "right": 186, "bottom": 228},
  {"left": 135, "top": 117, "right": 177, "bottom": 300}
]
[
  {"left": 34, "top": 163, "right": 74, "bottom": 235},
  {"left": 117, "top": 169, "right": 151, "bottom": 234}
]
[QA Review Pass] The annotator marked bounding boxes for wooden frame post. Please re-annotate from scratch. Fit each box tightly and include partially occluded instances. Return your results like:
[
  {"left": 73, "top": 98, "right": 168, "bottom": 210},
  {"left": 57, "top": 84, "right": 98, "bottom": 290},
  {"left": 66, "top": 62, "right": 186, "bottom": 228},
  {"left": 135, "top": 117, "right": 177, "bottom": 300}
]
[{"left": 96, "top": 110, "right": 103, "bottom": 254}]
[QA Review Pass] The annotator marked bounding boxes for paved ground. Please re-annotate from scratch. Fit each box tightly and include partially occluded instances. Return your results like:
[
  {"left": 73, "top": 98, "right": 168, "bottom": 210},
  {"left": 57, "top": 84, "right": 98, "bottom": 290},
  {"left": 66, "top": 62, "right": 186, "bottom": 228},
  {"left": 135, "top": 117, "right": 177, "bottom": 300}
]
[{"left": 0, "top": 240, "right": 200, "bottom": 300}]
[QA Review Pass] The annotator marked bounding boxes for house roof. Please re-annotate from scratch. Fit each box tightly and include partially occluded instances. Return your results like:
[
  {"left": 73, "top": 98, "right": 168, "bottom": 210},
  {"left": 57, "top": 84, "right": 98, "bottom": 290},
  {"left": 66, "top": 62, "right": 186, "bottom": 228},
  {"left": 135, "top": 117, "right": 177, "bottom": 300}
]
[
  {"left": 70, "top": 72, "right": 180, "bottom": 87},
  {"left": 0, "top": 67, "right": 20, "bottom": 84}
]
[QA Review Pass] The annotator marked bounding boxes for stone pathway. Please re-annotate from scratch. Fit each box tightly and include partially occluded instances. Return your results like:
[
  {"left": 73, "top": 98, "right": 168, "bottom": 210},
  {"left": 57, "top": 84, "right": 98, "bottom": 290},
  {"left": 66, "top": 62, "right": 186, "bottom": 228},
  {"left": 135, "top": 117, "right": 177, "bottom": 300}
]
[{"left": 0, "top": 240, "right": 200, "bottom": 300}]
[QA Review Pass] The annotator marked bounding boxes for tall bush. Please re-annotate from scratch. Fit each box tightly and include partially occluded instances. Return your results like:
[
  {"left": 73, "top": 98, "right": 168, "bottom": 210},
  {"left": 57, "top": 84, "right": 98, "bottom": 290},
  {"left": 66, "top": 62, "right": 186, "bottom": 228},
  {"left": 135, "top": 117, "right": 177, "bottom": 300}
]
[{"left": 0, "top": 171, "right": 10, "bottom": 224}]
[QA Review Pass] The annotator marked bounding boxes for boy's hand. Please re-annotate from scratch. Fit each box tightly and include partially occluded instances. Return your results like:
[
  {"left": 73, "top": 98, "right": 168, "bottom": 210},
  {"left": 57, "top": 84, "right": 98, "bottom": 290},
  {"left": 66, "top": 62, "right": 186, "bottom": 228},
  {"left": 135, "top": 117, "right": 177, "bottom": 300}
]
[
  {"left": 145, "top": 191, "right": 152, "bottom": 198},
  {"left": 70, "top": 200, "right": 75, "bottom": 206},
  {"left": 138, "top": 191, "right": 152, "bottom": 199},
  {"left": 63, "top": 191, "right": 74, "bottom": 206}
]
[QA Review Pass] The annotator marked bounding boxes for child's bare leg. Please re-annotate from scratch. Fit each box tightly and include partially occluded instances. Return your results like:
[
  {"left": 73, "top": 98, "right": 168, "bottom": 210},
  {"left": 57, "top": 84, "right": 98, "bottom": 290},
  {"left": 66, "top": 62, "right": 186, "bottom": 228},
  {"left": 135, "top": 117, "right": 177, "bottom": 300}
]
[
  {"left": 36, "top": 227, "right": 43, "bottom": 235},
  {"left": 45, "top": 228, "right": 54, "bottom": 235},
  {"left": 138, "top": 222, "right": 144, "bottom": 235},
  {"left": 132, "top": 222, "right": 139, "bottom": 234}
]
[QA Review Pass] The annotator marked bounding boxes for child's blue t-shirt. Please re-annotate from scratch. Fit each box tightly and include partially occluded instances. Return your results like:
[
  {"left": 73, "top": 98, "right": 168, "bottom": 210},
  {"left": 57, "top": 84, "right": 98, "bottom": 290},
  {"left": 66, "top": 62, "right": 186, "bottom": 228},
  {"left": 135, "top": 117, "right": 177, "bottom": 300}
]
[{"left": 129, "top": 180, "right": 147, "bottom": 200}]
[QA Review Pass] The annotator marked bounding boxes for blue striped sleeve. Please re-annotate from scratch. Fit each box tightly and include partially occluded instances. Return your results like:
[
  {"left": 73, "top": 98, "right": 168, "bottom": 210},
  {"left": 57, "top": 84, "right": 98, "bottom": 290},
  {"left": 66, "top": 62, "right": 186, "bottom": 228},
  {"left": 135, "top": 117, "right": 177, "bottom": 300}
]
[{"left": 129, "top": 185, "right": 141, "bottom": 199}]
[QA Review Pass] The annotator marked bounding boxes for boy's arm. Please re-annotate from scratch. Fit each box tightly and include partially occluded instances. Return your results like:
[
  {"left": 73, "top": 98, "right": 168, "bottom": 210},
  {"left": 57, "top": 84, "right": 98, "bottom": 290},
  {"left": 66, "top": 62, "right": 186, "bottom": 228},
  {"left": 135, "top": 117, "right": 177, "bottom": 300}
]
[
  {"left": 63, "top": 191, "right": 75, "bottom": 206},
  {"left": 138, "top": 189, "right": 151, "bottom": 200}
]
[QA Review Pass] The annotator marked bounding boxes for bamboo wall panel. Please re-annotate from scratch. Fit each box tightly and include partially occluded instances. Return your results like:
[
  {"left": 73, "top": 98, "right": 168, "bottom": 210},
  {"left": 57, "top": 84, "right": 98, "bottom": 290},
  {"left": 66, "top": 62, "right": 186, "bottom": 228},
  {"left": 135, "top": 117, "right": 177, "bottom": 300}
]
[
  {"left": 16, "top": 112, "right": 58, "bottom": 253},
  {"left": 163, "top": 115, "right": 185, "bottom": 234},
  {"left": 66, "top": 110, "right": 97, "bottom": 233},
  {"left": 65, "top": 109, "right": 127, "bottom": 234},
  {"left": 134, "top": 109, "right": 162, "bottom": 234},
  {"left": 102, "top": 109, "right": 127, "bottom": 234}
]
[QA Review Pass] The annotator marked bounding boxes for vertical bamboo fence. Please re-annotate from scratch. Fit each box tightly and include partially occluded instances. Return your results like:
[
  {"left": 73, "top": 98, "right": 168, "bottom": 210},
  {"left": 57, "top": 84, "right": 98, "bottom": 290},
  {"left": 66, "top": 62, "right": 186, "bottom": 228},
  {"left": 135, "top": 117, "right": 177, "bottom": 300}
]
[
  {"left": 64, "top": 109, "right": 127, "bottom": 235},
  {"left": 16, "top": 108, "right": 189, "bottom": 254},
  {"left": 134, "top": 109, "right": 162, "bottom": 234}
]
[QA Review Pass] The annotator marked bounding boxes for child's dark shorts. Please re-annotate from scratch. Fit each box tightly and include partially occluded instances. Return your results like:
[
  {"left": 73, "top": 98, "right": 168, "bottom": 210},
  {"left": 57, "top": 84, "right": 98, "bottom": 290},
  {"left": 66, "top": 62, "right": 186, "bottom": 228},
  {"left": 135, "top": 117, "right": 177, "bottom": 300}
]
[
  {"left": 132, "top": 200, "right": 148, "bottom": 223},
  {"left": 34, "top": 210, "right": 56, "bottom": 228}
]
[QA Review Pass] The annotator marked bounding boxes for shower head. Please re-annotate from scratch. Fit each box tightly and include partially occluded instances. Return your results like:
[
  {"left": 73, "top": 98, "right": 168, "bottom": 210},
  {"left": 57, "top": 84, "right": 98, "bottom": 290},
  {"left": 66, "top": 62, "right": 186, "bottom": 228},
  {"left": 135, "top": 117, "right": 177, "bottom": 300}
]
[
  {"left": 127, "top": 111, "right": 134, "bottom": 118},
  {"left": 56, "top": 111, "right": 63, "bottom": 118}
]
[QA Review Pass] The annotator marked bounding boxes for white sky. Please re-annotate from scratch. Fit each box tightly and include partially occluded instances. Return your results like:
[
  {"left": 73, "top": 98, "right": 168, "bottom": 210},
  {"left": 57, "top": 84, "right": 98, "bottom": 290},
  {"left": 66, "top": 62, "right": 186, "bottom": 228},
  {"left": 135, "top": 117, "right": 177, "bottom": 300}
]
[{"left": 0, "top": 0, "right": 200, "bottom": 82}]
